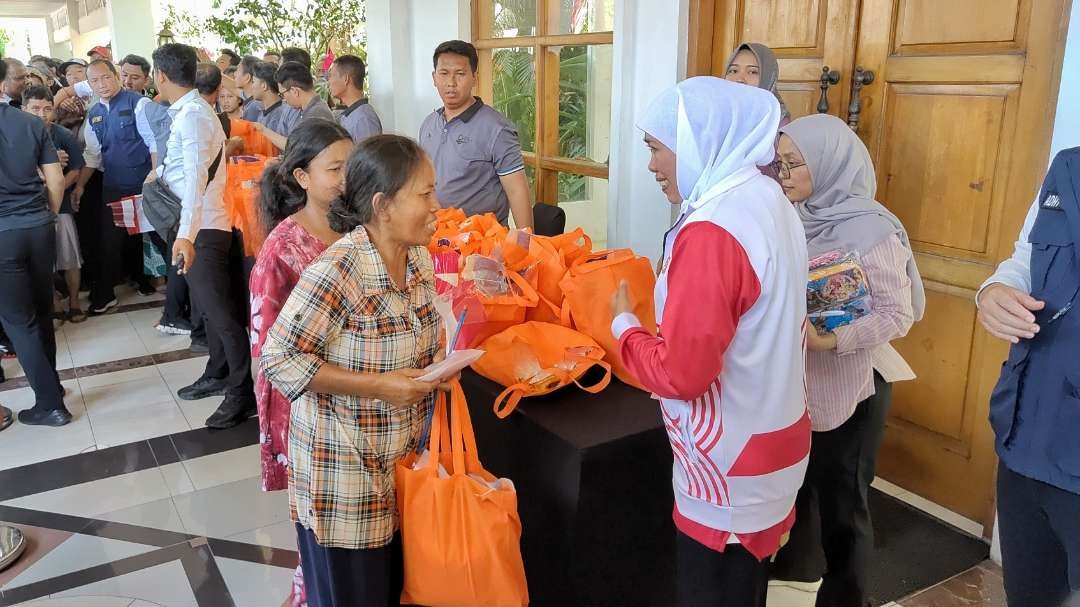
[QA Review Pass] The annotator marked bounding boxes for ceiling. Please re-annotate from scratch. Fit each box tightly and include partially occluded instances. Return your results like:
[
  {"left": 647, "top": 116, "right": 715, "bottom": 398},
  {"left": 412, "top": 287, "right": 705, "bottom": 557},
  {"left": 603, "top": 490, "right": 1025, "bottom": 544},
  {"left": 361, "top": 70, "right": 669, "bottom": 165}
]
[{"left": 0, "top": 1, "right": 67, "bottom": 18}]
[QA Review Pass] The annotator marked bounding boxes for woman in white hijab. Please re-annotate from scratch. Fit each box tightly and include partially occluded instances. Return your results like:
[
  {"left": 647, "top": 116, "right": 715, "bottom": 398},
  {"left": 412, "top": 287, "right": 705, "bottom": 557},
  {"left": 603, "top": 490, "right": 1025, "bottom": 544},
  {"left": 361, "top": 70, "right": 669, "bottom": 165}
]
[
  {"left": 770, "top": 113, "right": 923, "bottom": 606},
  {"left": 611, "top": 77, "right": 811, "bottom": 607}
]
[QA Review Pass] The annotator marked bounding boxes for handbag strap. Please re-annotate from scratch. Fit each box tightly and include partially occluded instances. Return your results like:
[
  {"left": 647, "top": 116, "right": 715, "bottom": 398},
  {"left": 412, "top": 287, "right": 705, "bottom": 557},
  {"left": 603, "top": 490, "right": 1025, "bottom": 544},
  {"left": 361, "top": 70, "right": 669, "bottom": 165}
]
[{"left": 449, "top": 380, "right": 482, "bottom": 475}]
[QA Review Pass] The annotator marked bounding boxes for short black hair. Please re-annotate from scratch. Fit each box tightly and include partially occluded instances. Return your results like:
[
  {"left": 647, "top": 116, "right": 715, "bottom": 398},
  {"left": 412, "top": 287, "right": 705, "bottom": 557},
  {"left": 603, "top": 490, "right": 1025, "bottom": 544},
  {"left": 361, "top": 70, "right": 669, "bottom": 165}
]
[
  {"left": 195, "top": 62, "right": 222, "bottom": 96},
  {"left": 224, "top": 66, "right": 238, "bottom": 78},
  {"left": 22, "top": 84, "right": 53, "bottom": 105},
  {"left": 219, "top": 49, "right": 241, "bottom": 66},
  {"left": 87, "top": 58, "right": 117, "bottom": 76},
  {"left": 239, "top": 55, "right": 260, "bottom": 76},
  {"left": 433, "top": 40, "right": 479, "bottom": 72},
  {"left": 332, "top": 54, "right": 366, "bottom": 91},
  {"left": 120, "top": 54, "right": 151, "bottom": 76},
  {"left": 280, "top": 47, "right": 311, "bottom": 69},
  {"left": 152, "top": 43, "right": 197, "bottom": 88},
  {"left": 252, "top": 61, "right": 280, "bottom": 95},
  {"left": 275, "top": 61, "right": 314, "bottom": 92},
  {"left": 264, "top": 50, "right": 281, "bottom": 58}
]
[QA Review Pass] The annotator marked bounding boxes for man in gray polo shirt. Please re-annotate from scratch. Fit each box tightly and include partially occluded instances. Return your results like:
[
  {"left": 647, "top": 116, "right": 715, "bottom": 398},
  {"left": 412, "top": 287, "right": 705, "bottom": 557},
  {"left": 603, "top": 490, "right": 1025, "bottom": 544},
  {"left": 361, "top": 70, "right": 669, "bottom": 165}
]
[
  {"left": 419, "top": 40, "right": 532, "bottom": 229},
  {"left": 250, "top": 61, "right": 298, "bottom": 144},
  {"left": 255, "top": 61, "right": 336, "bottom": 151},
  {"left": 329, "top": 54, "right": 382, "bottom": 143}
]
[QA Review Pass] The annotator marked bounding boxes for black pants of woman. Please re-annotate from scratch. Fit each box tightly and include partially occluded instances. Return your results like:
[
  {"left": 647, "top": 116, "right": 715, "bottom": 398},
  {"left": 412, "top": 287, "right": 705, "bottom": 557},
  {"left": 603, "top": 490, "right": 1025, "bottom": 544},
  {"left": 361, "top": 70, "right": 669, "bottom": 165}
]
[
  {"left": 771, "top": 373, "right": 892, "bottom": 607},
  {"left": 677, "top": 532, "right": 769, "bottom": 607},
  {"left": 295, "top": 523, "right": 403, "bottom": 607}
]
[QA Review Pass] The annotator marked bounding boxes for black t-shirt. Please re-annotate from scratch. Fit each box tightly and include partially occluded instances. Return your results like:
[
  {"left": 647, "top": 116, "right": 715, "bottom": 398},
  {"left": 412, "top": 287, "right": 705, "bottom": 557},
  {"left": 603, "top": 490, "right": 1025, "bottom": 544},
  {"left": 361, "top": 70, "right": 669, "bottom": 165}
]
[
  {"left": 47, "top": 123, "right": 86, "bottom": 215},
  {"left": 0, "top": 104, "right": 59, "bottom": 232}
]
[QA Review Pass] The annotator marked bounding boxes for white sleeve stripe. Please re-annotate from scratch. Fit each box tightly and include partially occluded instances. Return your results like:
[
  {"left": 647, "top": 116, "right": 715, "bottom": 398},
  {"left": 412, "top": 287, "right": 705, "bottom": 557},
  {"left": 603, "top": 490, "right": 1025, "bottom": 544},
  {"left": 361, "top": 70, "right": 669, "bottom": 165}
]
[{"left": 496, "top": 164, "right": 526, "bottom": 177}]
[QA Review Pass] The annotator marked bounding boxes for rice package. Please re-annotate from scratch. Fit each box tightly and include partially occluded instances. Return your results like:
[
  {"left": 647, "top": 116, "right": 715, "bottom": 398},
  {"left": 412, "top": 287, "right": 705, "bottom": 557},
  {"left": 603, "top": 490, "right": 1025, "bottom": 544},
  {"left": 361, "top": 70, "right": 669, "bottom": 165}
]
[{"left": 807, "top": 251, "right": 872, "bottom": 333}]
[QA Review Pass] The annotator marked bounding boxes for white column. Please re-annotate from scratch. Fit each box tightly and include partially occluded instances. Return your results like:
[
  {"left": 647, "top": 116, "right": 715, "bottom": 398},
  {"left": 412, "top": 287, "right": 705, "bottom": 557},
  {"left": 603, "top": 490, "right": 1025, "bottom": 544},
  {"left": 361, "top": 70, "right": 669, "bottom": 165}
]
[
  {"left": 606, "top": 0, "right": 691, "bottom": 262},
  {"left": 105, "top": 0, "right": 157, "bottom": 62}
]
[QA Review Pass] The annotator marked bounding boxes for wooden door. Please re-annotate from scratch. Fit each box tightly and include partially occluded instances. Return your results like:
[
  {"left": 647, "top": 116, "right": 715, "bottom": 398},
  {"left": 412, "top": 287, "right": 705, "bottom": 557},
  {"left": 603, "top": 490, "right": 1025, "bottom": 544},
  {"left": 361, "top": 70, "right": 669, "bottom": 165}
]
[
  {"left": 853, "top": 0, "right": 1070, "bottom": 527},
  {"left": 695, "top": 0, "right": 1071, "bottom": 526}
]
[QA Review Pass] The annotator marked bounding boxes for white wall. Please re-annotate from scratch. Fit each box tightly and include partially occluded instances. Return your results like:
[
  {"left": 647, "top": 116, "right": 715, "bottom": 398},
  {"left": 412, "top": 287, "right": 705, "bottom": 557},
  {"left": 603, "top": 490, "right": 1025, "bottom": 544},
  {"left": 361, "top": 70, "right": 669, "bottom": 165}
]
[{"left": 107, "top": 0, "right": 157, "bottom": 63}]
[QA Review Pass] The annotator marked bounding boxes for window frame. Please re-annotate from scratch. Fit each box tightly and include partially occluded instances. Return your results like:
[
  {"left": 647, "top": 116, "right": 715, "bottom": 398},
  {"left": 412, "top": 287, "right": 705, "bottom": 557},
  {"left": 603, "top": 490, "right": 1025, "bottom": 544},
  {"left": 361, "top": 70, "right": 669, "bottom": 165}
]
[{"left": 473, "top": 1, "right": 613, "bottom": 204}]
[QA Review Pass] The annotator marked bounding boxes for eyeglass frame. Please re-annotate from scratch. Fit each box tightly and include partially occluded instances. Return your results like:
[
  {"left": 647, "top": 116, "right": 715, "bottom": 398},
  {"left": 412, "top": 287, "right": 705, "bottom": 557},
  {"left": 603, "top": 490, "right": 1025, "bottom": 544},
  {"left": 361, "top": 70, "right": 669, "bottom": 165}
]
[{"left": 769, "top": 157, "right": 808, "bottom": 180}]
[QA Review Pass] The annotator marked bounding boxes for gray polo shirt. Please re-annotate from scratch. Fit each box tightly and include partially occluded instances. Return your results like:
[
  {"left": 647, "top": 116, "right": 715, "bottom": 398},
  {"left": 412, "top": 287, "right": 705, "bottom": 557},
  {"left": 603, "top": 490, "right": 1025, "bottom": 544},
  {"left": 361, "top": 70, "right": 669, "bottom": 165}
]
[
  {"left": 298, "top": 95, "right": 337, "bottom": 127},
  {"left": 338, "top": 99, "right": 382, "bottom": 143},
  {"left": 258, "top": 100, "right": 294, "bottom": 137},
  {"left": 418, "top": 98, "right": 525, "bottom": 224},
  {"left": 241, "top": 98, "right": 263, "bottom": 122}
]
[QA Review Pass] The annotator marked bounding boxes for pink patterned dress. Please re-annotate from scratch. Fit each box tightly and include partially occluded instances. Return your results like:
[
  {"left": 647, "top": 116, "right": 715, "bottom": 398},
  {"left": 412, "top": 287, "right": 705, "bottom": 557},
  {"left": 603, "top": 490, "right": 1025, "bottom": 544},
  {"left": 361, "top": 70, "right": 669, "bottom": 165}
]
[{"left": 249, "top": 216, "right": 329, "bottom": 606}]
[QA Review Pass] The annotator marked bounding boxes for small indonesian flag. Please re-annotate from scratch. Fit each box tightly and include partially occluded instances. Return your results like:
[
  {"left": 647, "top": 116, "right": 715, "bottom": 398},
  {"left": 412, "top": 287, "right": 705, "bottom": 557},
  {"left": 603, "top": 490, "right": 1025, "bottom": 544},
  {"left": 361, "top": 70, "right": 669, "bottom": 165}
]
[{"left": 108, "top": 195, "right": 155, "bottom": 235}]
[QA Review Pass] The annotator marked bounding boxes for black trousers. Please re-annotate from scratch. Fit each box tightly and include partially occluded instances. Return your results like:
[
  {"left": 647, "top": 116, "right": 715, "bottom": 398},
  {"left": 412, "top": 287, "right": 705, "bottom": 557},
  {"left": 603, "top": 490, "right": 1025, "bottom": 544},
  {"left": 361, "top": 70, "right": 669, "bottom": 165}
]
[
  {"left": 186, "top": 229, "right": 252, "bottom": 398},
  {"left": 771, "top": 373, "right": 892, "bottom": 607},
  {"left": 75, "top": 170, "right": 103, "bottom": 291},
  {"left": 295, "top": 523, "right": 403, "bottom": 607},
  {"left": 997, "top": 463, "right": 1080, "bottom": 606},
  {"left": 676, "top": 532, "right": 769, "bottom": 607},
  {"left": 0, "top": 223, "right": 64, "bottom": 412},
  {"left": 151, "top": 232, "right": 194, "bottom": 326},
  {"left": 91, "top": 184, "right": 150, "bottom": 307}
]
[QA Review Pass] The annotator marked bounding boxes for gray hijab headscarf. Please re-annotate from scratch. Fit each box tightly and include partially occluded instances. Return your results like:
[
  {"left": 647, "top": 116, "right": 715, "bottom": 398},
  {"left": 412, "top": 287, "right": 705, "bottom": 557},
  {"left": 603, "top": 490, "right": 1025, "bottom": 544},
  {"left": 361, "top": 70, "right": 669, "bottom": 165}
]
[
  {"left": 725, "top": 42, "right": 791, "bottom": 121},
  {"left": 780, "top": 114, "right": 926, "bottom": 320}
]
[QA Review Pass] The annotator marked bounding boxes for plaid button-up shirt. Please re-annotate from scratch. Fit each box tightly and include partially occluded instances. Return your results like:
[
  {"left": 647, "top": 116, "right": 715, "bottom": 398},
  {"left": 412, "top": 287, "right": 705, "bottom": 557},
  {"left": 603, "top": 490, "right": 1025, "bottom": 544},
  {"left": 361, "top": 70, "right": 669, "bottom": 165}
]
[{"left": 261, "top": 226, "right": 440, "bottom": 549}]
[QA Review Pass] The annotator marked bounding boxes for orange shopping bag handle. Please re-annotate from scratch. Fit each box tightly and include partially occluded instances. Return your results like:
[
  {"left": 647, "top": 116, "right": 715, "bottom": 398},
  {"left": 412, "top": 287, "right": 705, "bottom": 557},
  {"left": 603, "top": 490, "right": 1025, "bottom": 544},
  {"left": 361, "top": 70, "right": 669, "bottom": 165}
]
[
  {"left": 493, "top": 383, "right": 529, "bottom": 419},
  {"left": 568, "top": 249, "right": 634, "bottom": 274},
  {"left": 428, "top": 380, "right": 483, "bottom": 475},
  {"left": 572, "top": 359, "right": 612, "bottom": 394}
]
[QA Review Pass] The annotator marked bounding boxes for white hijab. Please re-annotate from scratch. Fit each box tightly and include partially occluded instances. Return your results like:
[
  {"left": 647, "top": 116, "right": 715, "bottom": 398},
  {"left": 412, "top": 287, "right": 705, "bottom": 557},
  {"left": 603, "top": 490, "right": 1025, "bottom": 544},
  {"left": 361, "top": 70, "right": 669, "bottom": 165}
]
[{"left": 637, "top": 76, "right": 781, "bottom": 205}]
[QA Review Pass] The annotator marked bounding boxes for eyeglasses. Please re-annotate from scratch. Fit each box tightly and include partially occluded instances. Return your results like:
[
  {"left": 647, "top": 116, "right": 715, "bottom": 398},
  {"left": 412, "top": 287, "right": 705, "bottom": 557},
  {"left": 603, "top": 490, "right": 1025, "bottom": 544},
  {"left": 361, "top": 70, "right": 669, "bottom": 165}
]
[{"left": 770, "top": 158, "right": 807, "bottom": 180}]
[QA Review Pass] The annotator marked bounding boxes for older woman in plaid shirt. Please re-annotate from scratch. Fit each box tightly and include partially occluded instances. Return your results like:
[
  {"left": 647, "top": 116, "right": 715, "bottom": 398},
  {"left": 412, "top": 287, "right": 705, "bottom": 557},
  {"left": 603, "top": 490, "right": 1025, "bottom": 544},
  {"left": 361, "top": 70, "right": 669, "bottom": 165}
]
[{"left": 261, "top": 135, "right": 446, "bottom": 606}]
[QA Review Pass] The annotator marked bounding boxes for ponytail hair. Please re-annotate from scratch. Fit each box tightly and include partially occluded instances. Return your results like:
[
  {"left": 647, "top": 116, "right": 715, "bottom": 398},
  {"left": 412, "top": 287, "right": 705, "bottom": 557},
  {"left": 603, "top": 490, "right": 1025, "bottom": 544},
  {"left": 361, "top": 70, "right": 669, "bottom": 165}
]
[
  {"left": 329, "top": 135, "right": 427, "bottom": 233},
  {"left": 258, "top": 118, "right": 352, "bottom": 231}
]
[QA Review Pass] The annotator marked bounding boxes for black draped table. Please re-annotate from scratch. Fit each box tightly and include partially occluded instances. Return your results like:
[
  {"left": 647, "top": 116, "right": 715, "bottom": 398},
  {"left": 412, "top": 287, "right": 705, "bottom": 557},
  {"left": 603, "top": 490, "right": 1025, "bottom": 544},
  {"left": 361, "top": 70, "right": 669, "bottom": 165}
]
[{"left": 460, "top": 369, "right": 676, "bottom": 607}]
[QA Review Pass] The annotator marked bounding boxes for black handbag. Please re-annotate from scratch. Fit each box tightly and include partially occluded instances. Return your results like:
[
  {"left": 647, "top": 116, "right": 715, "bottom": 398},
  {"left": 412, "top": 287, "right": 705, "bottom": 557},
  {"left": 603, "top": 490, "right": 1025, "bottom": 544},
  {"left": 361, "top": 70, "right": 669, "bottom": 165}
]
[{"left": 141, "top": 148, "right": 223, "bottom": 242}]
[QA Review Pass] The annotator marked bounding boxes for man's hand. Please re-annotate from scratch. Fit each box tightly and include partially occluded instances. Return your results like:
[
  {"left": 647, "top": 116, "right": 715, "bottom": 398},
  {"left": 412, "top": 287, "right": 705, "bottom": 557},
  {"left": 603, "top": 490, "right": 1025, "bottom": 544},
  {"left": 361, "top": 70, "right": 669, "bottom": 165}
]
[
  {"left": 70, "top": 185, "right": 83, "bottom": 212},
  {"left": 978, "top": 283, "right": 1044, "bottom": 344},
  {"left": 144, "top": 171, "right": 156, "bottom": 184},
  {"left": 57, "top": 149, "right": 70, "bottom": 169},
  {"left": 172, "top": 238, "right": 196, "bottom": 275}
]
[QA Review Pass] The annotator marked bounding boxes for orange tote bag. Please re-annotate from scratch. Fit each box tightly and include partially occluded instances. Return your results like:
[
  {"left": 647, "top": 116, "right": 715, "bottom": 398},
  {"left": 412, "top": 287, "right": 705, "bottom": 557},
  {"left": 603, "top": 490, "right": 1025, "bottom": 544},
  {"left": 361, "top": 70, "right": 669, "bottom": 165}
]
[
  {"left": 524, "top": 228, "right": 593, "bottom": 324},
  {"left": 223, "top": 155, "right": 270, "bottom": 256},
  {"left": 396, "top": 381, "right": 529, "bottom": 607},
  {"left": 559, "top": 249, "right": 657, "bottom": 390},
  {"left": 229, "top": 118, "right": 279, "bottom": 157},
  {"left": 472, "top": 321, "right": 612, "bottom": 418}
]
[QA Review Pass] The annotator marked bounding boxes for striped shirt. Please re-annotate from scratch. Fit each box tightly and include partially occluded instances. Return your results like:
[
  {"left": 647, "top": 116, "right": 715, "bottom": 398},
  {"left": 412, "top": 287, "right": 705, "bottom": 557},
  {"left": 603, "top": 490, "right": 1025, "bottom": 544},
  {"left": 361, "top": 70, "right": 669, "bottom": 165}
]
[
  {"left": 260, "top": 226, "right": 441, "bottom": 549},
  {"left": 806, "top": 235, "right": 916, "bottom": 432}
]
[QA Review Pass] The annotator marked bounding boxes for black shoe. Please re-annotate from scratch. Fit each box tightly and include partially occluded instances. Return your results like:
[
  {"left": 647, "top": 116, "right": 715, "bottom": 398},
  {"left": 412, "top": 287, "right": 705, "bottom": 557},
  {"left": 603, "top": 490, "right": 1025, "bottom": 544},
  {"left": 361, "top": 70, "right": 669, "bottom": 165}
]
[
  {"left": 189, "top": 339, "right": 209, "bottom": 354},
  {"left": 156, "top": 317, "right": 193, "bottom": 336},
  {"left": 17, "top": 407, "right": 73, "bottom": 427},
  {"left": 89, "top": 299, "right": 118, "bottom": 315},
  {"left": 177, "top": 376, "right": 226, "bottom": 401},
  {"left": 0, "top": 406, "right": 12, "bottom": 432},
  {"left": 137, "top": 281, "right": 157, "bottom": 296},
  {"left": 205, "top": 396, "right": 257, "bottom": 429}
]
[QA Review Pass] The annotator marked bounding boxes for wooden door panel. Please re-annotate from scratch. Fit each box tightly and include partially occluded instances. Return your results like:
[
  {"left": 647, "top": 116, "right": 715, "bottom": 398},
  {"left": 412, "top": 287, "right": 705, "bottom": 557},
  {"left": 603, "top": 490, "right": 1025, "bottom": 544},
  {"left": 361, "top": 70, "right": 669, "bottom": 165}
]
[
  {"left": 777, "top": 85, "right": 818, "bottom": 119},
  {"left": 877, "top": 84, "right": 1017, "bottom": 257},
  {"left": 896, "top": 0, "right": 1025, "bottom": 49},
  {"left": 740, "top": 0, "right": 826, "bottom": 49}
]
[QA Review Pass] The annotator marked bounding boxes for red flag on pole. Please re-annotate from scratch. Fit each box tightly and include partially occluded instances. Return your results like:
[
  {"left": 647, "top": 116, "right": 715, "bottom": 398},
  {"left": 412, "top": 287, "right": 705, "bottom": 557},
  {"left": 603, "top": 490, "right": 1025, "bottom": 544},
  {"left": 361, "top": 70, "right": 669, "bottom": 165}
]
[{"left": 321, "top": 46, "right": 336, "bottom": 73}]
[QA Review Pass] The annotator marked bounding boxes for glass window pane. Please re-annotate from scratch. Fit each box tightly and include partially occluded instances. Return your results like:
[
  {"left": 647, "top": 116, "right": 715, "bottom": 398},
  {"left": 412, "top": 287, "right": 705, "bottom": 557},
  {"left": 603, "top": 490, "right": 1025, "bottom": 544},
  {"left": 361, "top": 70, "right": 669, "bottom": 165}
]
[
  {"left": 557, "top": 45, "right": 612, "bottom": 164},
  {"left": 558, "top": 0, "right": 615, "bottom": 34},
  {"left": 489, "top": 0, "right": 537, "bottom": 38},
  {"left": 558, "top": 174, "right": 608, "bottom": 249},
  {"left": 492, "top": 47, "right": 537, "bottom": 153}
]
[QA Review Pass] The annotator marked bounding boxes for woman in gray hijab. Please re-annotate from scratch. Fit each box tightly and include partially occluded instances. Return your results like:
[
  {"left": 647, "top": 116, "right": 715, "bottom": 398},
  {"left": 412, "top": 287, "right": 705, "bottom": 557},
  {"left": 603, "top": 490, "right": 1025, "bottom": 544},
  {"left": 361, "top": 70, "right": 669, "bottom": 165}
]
[
  {"left": 724, "top": 43, "right": 791, "bottom": 181},
  {"left": 769, "top": 113, "right": 925, "bottom": 606}
]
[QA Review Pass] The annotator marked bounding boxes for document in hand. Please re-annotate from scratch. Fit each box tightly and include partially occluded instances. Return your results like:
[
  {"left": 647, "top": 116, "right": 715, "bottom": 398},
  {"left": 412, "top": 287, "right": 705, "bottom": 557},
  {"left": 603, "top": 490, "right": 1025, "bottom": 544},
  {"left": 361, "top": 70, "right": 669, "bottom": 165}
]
[{"left": 417, "top": 349, "right": 485, "bottom": 383}]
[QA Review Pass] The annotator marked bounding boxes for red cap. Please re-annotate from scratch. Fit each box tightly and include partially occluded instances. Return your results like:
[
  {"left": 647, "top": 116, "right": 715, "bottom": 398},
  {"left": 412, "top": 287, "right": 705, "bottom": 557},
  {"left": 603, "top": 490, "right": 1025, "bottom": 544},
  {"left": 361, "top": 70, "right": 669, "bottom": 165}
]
[{"left": 87, "top": 46, "right": 112, "bottom": 61}]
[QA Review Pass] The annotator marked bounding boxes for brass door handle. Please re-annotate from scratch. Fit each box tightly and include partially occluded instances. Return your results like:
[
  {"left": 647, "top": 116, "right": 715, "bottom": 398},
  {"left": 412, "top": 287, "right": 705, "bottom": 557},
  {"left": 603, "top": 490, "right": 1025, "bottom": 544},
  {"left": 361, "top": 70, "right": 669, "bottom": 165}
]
[
  {"left": 817, "top": 67, "right": 841, "bottom": 114},
  {"left": 847, "top": 66, "right": 876, "bottom": 131}
]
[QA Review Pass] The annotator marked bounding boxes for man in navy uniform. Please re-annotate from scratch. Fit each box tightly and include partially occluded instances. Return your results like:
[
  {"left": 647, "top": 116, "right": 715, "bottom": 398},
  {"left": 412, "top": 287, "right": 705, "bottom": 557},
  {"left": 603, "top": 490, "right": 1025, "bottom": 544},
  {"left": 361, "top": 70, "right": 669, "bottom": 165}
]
[{"left": 978, "top": 148, "right": 1080, "bottom": 606}]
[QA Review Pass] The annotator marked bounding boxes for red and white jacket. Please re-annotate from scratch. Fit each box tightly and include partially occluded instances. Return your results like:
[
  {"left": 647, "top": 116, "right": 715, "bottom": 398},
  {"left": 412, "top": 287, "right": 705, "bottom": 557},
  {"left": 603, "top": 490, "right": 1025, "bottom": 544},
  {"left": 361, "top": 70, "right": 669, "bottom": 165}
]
[{"left": 614, "top": 167, "right": 810, "bottom": 559}]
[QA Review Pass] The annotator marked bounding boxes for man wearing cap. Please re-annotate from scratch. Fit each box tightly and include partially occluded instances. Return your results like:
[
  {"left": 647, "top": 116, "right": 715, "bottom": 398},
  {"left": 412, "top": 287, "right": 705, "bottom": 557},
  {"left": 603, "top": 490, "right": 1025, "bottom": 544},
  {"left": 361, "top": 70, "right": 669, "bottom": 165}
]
[
  {"left": 329, "top": 54, "right": 382, "bottom": 143},
  {"left": 419, "top": 40, "right": 532, "bottom": 229},
  {"left": 1, "top": 58, "right": 29, "bottom": 108},
  {"left": 88, "top": 46, "right": 112, "bottom": 63},
  {"left": 72, "top": 59, "right": 159, "bottom": 314}
]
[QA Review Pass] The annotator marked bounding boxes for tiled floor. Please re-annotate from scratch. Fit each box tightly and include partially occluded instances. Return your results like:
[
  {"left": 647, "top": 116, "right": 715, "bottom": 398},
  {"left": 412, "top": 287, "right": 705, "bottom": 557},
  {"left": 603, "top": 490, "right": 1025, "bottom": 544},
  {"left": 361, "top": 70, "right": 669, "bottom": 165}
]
[{"left": 0, "top": 298, "right": 1005, "bottom": 606}]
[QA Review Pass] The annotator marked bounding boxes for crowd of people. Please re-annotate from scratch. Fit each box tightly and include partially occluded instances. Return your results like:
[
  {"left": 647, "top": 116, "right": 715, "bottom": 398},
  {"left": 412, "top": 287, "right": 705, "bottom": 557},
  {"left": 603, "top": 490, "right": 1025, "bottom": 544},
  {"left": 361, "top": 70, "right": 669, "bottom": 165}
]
[{"left": 0, "top": 34, "right": 1074, "bottom": 607}]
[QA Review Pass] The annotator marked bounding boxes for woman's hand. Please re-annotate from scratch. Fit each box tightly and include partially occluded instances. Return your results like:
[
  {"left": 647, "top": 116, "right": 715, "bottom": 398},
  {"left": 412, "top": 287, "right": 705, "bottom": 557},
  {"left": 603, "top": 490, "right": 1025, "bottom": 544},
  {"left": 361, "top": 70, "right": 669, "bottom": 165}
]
[
  {"left": 806, "top": 322, "right": 838, "bottom": 352},
  {"left": 611, "top": 280, "right": 633, "bottom": 318},
  {"left": 378, "top": 369, "right": 439, "bottom": 408}
]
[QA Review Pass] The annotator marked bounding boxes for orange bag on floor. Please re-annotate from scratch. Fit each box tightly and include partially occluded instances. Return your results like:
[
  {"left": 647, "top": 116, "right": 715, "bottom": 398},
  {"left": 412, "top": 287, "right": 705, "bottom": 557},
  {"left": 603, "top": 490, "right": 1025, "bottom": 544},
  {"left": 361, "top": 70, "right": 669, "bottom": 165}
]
[
  {"left": 229, "top": 118, "right": 279, "bottom": 157},
  {"left": 559, "top": 249, "right": 657, "bottom": 391},
  {"left": 472, "top": 321, "right": 611, "bottom": 418},
  {"left": 223, "top": 155, "right": 270, "bottom": 256},
  {"left": 396, "top": 380, "right": 529, "bottom": 607},
  {"left": 524, "top": 228, "right": 593, "bottom": 324}
]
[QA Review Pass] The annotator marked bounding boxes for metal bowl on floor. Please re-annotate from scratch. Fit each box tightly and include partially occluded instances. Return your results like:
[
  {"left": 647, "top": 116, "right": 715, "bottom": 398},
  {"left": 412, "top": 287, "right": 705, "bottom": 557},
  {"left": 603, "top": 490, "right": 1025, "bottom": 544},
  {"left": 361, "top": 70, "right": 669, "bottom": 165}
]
[{"left": 0, "top": 525, "right": 26, "bottom": 571}]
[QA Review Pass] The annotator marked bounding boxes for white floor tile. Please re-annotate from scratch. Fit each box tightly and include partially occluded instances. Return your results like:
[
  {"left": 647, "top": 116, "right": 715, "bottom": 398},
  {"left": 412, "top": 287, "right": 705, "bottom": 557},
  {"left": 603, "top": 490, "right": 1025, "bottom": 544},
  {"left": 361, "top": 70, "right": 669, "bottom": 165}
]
[
  {"left": 181, "top": 444, "right": 262, "bottom": 491},
  {"left": 175, "top": 394, "right": 222, "bottom": 430},
  {"left": 0, "top": 380, "right": 95, "bottom": 472},
  {"left": 217, "top": 557, "right": 297, "bottom": 607},
  {"left": 13, "top": 596, "right": 139, "bottom": 606},
  {"left": 871, "top": 476, "right": 908, "bottom": 497},
  {"left": 0, "top": 331, "right": 74, "bottom": 380},
  {"left": 87, "top": 399, "right": 191, "bottom": 449},
  {"left": 127, "top": 309, "right": 190, "bottom": 355},
  {"left": 2, "top": 467, "right": 172, "bottom": 518},
  {"left": 68, "top": 335, "right": 151, "bottom": 368},
  {"left": 77, "top": 365, "right": 162, "bottom": 390},
  {"left": 157, "top": 357, "right": 210, "bottom": 389},
  {"left": 172, "top": 477, "right": 290, "bottom": 539},
  {"left": 226, "top": 520, "right": 298, "bottom": 551},
  {"left": 895, "top": 491, "right": 985, "bottom": 537},
  {"left": 6, "top": 535, "right": 159, "bottom": 589},
  {"left": 159, "top": 462, "right": 196, "bottom": 497},
  {"left": 115, "top": 284, "right": 166, "bottom": 308},
  {"left": 95, "top": 497, "right": 189, "bottom": 534},
  {"left": 51, "top": 560, "right": 197, "bottom": 607}
]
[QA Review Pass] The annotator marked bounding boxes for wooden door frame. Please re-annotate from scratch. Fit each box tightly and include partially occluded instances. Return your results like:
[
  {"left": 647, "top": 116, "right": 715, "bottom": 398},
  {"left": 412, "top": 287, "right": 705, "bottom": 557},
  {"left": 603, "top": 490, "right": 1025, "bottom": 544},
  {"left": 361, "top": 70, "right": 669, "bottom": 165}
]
[{"left": 686, "top": 0, "right": 1075, "bottom": 534}]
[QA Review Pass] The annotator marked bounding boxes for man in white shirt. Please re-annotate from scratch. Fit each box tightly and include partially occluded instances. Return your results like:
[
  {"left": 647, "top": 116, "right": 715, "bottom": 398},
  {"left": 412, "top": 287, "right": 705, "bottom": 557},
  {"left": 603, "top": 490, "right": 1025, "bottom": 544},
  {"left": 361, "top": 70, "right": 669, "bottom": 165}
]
[{"left": 152, "top": 43, "right": 256, "bottom": 429}]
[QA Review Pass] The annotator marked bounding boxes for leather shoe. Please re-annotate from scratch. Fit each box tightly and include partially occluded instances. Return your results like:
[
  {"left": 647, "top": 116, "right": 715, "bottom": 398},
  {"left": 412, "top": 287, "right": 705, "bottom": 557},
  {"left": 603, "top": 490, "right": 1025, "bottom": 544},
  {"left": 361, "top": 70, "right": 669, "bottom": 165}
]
[
  {"left": 178, "top": 377, "right": 226, "bottom": 401},
  {"left": 17, "top": 407, "right": 73, "bottom": 427},
  {"left": 205, "top": 397, "right": 257, "bottom": 429}
]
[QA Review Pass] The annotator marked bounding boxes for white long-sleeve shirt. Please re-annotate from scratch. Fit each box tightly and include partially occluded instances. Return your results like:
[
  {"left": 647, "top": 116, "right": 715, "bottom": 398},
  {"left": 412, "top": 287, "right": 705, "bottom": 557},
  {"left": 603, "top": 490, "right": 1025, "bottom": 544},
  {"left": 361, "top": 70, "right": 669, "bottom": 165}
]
[
  {"left": 156, "top": 89, "right": 228, "bottom": 241},
  {"left": 977, "top": 198, "right": 1038, "bottom": 303},
  {"left": 80, "top": 94, "right": 157, "bottom": 170}
]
